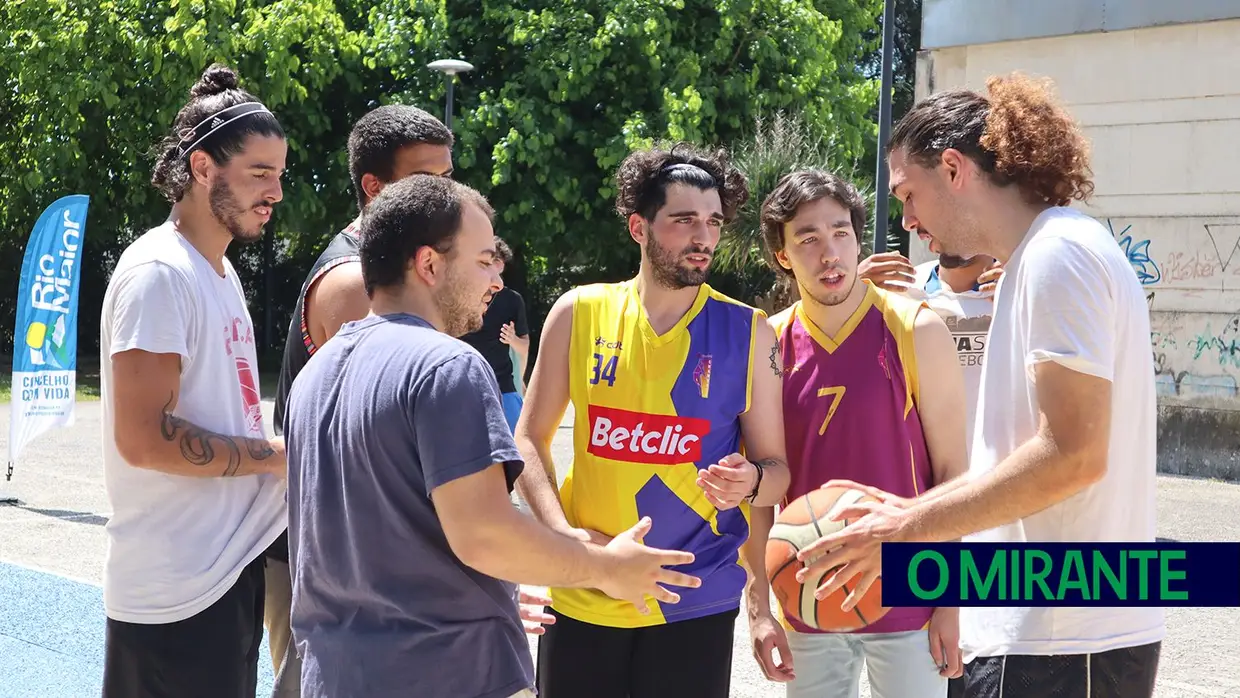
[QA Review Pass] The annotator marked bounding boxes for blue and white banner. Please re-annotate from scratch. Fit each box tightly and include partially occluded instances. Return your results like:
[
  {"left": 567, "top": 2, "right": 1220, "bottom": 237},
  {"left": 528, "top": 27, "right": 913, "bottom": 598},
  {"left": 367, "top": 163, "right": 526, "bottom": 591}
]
[{"left": 8, "top": 195, "right": 89, "bottom": 470}]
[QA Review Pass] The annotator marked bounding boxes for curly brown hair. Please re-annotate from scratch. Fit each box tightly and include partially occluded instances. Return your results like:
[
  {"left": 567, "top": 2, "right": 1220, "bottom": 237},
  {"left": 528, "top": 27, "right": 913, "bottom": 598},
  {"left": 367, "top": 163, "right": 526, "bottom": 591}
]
[
  {"left": 888, "top": 72, "right": 1094, "bottom": 207},
  {"left": 614, "top": 142, "right": 749, "bottom": 224},
  {"left": 761, "top": 170, "right": 867, "bottom": 277}
]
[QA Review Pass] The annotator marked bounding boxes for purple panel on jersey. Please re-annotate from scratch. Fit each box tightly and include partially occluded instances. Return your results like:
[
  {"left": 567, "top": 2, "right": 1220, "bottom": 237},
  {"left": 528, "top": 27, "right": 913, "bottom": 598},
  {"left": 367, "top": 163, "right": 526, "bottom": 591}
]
[
  {"left": 635, "top": 477, "right": 749, "bottom": 622},
  {"left": 634, "top": 297, "right": 755, "bottom": 621}
]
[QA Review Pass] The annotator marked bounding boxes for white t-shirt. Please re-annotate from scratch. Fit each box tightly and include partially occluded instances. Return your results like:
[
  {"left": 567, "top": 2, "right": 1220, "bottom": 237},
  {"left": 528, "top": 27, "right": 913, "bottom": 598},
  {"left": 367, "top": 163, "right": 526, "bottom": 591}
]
[
  {"left": 906, "top": 261, "right": 995, "bottom": 449},
  {"left": 960, "top": 206, "right": 1164, "bottom": 661},
  {"left": 99, "top": 222, "right": 286, "bottom": 624}
]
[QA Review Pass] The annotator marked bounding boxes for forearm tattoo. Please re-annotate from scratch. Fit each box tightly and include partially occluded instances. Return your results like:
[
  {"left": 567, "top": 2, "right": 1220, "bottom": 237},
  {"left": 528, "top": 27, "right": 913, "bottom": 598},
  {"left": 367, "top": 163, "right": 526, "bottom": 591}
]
[
  {"left": 159, "top": 393, "right": 272, "bottom": 476},
  {"left": 769, "top": 344, "right": 781, "bottom": 376}
]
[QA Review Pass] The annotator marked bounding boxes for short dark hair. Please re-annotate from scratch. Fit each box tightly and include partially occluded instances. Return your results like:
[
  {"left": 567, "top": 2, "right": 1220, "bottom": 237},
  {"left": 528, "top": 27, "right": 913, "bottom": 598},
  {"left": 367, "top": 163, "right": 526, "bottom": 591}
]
[
  {"left": 348, "top": 104, "right": 455, "bottom": 211},
  {"left": 493, "top": 237, "right": 514, "bottom": 264},
  {"left": 151, "top": 64, "right": 285, "bottom": 203},
  {"left": 761, "top": 170, "right": 868, "bottom": 277},
  {"left": 614, "top": 142, "right": 749, "bottom": 224},
  {"left": 359, "top": 174, "right": 494, "bottom": 297},
  {"left": 888, "top": 72, "right": 1094, "bottom": 207}
]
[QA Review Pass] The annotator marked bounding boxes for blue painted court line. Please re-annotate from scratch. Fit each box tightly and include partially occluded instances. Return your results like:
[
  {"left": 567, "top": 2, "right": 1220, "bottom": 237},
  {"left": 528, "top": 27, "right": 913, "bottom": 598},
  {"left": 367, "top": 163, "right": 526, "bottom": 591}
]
[{"left": 0, "top": 561, "right": 274, "bottom": 697}]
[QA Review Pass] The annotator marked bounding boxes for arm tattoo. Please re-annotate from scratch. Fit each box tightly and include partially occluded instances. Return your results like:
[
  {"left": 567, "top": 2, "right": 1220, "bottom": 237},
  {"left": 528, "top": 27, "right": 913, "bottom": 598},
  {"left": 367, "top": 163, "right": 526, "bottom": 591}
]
[
  {"left": 159, "top": 392, "right": 257, "bottom": 476},
  {"left": 769, "top": 344, "right": 781, "bottom": 376},
  {"left": 246, "top": 439, "right": 276, "bottom": 461}
]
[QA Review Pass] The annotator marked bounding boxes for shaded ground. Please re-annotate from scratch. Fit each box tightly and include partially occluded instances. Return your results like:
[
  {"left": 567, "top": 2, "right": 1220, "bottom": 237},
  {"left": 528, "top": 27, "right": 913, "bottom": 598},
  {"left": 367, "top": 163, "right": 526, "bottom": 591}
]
[{"left": 0, "top": 401, "right": 1236, "bottom": 697}]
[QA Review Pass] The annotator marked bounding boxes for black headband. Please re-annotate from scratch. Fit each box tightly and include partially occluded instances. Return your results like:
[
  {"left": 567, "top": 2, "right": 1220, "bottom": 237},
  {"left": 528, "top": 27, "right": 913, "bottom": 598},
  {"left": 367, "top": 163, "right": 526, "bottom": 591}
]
[
  {"left": 178, "top": 102, "right": 272, "bottom": 159},
  {"left": 662, "top": 162, "right": 717, "bottom": 186}
]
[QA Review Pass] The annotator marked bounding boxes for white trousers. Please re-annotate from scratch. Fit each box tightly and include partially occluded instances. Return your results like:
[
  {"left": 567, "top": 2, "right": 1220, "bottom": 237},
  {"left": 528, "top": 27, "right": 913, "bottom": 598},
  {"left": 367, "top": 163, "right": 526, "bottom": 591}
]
[{"left": 785, "top": 629, "right": 948, "bottom": 698}]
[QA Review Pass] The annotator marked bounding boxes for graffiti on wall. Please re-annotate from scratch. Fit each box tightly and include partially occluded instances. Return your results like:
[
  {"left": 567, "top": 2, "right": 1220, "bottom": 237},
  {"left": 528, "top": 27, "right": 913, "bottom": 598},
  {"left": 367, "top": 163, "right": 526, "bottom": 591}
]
[
  {"left": 1110, "top": 219, "right": 1162, "bottom": 286},
  {"left": 1159, "top": 224, "right": 1240, "bottom": 283},
  {"left": 1108, "top": 218, "right": 1240, "bottom": 401}
]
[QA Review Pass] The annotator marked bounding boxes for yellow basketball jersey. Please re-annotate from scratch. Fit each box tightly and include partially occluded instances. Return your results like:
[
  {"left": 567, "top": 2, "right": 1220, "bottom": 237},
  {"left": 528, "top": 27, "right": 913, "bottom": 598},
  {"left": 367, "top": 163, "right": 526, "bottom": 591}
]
[{"left": 552, "top": 279, "right": 764, "bottom": 628}]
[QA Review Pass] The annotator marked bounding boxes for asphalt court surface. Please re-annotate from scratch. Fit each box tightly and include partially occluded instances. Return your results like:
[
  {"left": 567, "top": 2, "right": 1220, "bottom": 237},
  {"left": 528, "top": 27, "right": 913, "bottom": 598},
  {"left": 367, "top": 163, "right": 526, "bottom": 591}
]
[{"left": 0, "top": 400, "right": 1237, "bottom": 697}]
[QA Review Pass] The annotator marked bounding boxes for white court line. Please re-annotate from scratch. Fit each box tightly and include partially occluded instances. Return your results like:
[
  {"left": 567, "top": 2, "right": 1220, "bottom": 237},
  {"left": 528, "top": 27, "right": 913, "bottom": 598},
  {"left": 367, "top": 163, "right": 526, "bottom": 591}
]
[{"left": 0, "top": 557, "right": 101, "bottom": 588}]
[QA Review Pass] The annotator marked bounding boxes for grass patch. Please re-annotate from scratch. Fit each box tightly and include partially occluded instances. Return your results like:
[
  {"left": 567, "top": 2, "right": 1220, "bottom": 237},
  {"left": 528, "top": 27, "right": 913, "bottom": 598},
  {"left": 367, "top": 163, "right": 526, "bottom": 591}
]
[
  {"left": 0, "top": 359, "right": 102, "bottom": 402},
  {"left": 0, "top": 356, "right": 281, "bottom": 404}
]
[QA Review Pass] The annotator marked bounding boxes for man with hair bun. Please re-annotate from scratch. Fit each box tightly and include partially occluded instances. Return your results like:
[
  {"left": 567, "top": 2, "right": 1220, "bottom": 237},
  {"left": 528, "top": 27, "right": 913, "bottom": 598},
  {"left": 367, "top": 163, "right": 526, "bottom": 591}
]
[
  {"left": 515, "top": 142, "right": 791, "bottom": 697},
  {"left": 99, "top": 63, "right": 288, "bottom": 697},
  {"left": 796, "top": 72, "right": 1164, "bottom": 698}
]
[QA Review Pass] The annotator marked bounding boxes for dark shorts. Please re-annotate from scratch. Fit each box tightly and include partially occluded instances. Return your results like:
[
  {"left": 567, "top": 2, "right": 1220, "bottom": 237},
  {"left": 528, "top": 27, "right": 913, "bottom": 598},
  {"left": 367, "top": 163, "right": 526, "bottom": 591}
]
[
  {"left": 536, "top": 608, "right": 737, "bottom": 698},
  {"left": 103, "top": 554, "right": 267, "bottom": 698},
  {"left": 958, "top": 641, "right": 1161, "bottom": 698}
]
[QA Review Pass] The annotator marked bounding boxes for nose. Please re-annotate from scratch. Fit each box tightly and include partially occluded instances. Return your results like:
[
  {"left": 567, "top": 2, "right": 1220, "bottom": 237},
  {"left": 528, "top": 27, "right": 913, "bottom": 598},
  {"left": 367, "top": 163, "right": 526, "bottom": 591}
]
[
  {"left": 691, "top": 221, "right": 718, "bottom": 248},
  {"left": 267, "top": 178, "right": 284, "bottom": 205},
  {"left": 489, "top": 268, "right": 504, "bottom": 293},
  {"left": 901, "top": 205, "right": 918, "bottom": 234},
  {"left": 820, "top": 240, "right": 842, "bottom": 265}
]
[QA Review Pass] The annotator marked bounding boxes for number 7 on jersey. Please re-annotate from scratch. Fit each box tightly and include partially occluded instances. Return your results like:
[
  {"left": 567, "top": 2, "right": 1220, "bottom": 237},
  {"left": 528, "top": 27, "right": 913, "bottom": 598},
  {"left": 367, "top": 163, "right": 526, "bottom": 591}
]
[{"left": 817, "top": 385, "right": 846, "bottom": 435}]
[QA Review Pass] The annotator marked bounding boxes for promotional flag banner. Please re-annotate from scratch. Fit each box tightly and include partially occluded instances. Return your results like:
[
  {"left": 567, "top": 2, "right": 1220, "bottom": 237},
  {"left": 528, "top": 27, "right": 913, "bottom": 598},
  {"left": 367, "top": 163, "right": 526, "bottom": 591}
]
[{"left": 7, "top": 194, "right": 89, "bottom": 483}]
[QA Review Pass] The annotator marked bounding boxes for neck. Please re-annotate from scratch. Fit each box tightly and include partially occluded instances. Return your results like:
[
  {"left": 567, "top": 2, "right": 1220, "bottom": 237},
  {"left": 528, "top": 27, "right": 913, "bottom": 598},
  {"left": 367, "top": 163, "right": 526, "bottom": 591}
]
[
  {"left": 369, "top": 286, "right": 444, "bottom": 331},
  {"left": 977, "top": 189, "right": 1054, "bottom": 264},
  {"left": 799, "top": 278, "right": 868, "bottom": 338},
  {"left": 634, "top": 266, "right": 701, "bottom": 336},
  {"left": 170, "top": 196, "right": 232, "bottom": 276},
  {"left": 939, "top": 258, "right": 991, "bottom": 293}
]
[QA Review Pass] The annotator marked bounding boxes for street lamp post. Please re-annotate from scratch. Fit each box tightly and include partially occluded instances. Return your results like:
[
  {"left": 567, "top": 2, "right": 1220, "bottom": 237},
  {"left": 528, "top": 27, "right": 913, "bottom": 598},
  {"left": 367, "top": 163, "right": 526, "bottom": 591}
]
[
  {"left": 427, "top": 59, "right": 475, "bottom": 131},
  {"left": 873, "top": 0, "right": 896, "bottom": 254}
]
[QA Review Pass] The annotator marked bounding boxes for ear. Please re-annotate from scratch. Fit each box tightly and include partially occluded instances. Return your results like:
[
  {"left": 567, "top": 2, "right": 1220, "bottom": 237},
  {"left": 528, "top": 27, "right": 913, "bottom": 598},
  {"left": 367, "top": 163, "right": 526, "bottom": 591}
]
[
  {"left": 774, "top": 248, "right": 793, "bottom": 272},
  {"left": 410, "top": 245, "right": 439, "bottom": 286},
  {"left": 361, "top": 173, "right": 385, "bottom": 204},
  {"left": 628, "top": 214, "right": 648, "bottom": 244},
  {"left": 188, "top": 150, "right": 214, "bottom": 187},
  {"left": 939, "top": 148, "right": 970, "bottom": 191}
]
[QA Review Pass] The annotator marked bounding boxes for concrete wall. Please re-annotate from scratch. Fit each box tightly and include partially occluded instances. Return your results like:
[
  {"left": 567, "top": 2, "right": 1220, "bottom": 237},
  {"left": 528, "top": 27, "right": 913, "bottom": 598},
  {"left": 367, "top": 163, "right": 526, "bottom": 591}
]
[{"left": 911, "top": 17, "right": 1240, "bottom": 479}]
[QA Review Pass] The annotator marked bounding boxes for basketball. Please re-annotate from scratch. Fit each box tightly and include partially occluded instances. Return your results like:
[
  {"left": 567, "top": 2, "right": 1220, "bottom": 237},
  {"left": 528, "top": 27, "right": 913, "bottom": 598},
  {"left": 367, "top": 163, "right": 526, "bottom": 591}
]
[{"left": 765, "top": 486, "right": 889, "bottom": 632}]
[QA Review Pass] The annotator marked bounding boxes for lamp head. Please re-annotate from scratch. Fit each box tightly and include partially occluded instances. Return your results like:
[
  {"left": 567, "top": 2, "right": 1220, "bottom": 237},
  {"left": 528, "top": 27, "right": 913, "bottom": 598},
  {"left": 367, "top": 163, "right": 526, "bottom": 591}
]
[{"left": 427, "top": 59, "right": 475, "bottom": 76}]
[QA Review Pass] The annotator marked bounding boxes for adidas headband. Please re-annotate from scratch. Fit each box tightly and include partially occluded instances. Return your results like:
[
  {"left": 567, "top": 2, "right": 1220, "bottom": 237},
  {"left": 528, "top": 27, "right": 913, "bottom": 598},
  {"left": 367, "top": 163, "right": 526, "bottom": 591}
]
[{"left": 177, "top": 102, "right": 273, "bottom": 159}]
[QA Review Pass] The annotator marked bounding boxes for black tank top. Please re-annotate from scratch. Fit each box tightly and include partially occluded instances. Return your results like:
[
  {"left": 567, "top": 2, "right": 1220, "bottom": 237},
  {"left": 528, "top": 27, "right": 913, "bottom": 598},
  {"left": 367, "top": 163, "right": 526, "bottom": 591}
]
[
  {"left": 273, "top": 220, "right": 361, "bottom": 434},
  {"left": 266, "top": 221, "right": 360, "bottom": 563}
]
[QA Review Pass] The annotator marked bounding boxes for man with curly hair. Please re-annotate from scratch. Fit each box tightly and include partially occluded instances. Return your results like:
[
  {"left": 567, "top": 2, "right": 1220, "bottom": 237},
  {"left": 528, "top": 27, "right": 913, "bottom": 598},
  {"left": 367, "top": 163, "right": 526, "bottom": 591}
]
[
  {"left": 514, "top": 142, "right": 791, "bottom": 697},
  {"left": 795, "top": 73, "right": 1164, "bottom": 698}
]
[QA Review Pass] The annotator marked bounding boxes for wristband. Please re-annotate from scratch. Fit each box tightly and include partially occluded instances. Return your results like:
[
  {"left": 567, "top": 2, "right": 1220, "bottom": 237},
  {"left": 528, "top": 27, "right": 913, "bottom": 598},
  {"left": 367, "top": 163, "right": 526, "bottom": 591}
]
[{"left": 745, "top": 459, "right": 765, "bottom": 502}]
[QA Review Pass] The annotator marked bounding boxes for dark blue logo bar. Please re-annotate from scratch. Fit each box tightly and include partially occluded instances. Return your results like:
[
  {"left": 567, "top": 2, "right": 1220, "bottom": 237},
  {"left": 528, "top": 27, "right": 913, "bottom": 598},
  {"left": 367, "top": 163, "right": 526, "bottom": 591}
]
[{"left": 881, "top": 542, "right": 1240, "bottom": 607}]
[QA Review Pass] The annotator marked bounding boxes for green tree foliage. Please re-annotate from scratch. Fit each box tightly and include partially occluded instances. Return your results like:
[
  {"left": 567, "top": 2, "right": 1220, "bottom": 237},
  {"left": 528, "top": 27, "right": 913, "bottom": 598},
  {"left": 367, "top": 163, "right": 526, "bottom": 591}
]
[
  {"left": 714, "top": 110, "right": 876, "bottom": 310},
  {"left": 0, "top": 0, "right": 884, "bottom": 366}
]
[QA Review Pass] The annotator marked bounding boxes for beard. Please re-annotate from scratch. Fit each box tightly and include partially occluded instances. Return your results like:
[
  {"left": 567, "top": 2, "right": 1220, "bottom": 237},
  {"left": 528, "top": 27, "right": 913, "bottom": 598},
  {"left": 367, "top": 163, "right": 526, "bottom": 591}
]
[
  {"left": 799, "top": 269, "right": 857, "bottom": 308},
  {"left": 646, "top": 233, "right": 711, "bottom": 290},
  {"left": 209, "top": 179, "right": 265, "bottom": 243},
  {"left": 938, "top": 253, "right": 977, "bottom": 269},
  {"left": 435, "top": 265, "right": 489, "bottom": 337}
]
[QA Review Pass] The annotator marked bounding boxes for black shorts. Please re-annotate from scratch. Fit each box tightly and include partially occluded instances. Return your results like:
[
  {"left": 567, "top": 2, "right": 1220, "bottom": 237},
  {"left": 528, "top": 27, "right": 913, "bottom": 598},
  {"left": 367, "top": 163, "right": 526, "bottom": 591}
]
[
  {"left": 959, "top": 641, "right": 1161, "bottom": 698},
  {"left": 536, "top": 608, "right": 737, "bottom": 698},
  {"left": 102, "top": 554, "right": 267, "bottom": 698}
]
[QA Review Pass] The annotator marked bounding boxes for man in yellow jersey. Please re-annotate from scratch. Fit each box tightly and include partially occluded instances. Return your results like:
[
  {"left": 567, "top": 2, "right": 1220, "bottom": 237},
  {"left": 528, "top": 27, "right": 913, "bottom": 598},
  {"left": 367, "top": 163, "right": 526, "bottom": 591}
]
[
  {"left": 515, "top": 142, "right": 792, "bottom": 698},
  {"left": 746, "top": 169, "right": 969, "bottom": 698}
]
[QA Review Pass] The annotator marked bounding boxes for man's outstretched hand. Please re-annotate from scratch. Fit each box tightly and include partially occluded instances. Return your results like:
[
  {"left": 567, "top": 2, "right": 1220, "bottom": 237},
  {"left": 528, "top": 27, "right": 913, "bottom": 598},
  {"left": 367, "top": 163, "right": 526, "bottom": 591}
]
[
  {"left": 794, "top": 499, "right": 912, "bottom": 611},
  {"left": 518, "top": 588, "right": 556, "bottom": 635}
]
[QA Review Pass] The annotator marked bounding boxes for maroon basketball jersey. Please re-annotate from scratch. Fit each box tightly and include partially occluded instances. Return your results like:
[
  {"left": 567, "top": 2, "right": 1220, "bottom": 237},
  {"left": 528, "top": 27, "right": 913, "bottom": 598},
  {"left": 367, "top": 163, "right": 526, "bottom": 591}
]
[{"left": 772, "top": 282, "right": 935, "bottom": 635}]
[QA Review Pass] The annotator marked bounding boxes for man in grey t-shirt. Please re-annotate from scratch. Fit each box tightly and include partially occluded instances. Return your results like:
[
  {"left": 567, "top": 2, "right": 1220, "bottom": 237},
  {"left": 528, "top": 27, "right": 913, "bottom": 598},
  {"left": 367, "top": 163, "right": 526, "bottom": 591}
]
[{"left": 283, "top": 175, "right": 703, "bottom": 698}]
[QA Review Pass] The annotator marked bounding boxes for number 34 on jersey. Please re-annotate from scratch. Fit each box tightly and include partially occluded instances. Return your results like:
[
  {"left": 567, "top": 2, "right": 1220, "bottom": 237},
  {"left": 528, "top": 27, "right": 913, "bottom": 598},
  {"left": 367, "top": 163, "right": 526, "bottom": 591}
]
[{"left": 589, "top": 352, "right": 619, "bottom": 387}]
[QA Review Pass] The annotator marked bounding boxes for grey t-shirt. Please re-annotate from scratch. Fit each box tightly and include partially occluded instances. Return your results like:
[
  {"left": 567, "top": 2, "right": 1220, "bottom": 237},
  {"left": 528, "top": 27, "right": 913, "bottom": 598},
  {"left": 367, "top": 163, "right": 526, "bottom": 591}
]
[{"left": 283, "top": 312, "right": 532, "bottom": 698}]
